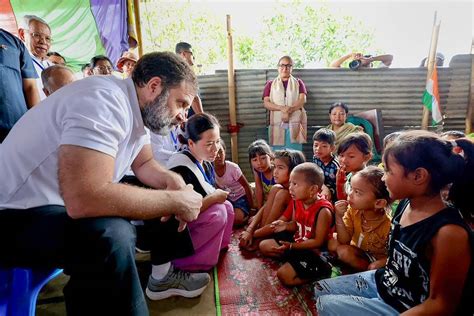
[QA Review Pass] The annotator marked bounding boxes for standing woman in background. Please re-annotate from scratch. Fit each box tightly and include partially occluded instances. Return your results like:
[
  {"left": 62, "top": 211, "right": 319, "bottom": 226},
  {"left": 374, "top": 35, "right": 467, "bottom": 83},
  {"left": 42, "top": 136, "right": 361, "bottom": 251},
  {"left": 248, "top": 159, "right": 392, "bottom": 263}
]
[{"left": 262, "top": 56, "right": 307, "bottom": 151}]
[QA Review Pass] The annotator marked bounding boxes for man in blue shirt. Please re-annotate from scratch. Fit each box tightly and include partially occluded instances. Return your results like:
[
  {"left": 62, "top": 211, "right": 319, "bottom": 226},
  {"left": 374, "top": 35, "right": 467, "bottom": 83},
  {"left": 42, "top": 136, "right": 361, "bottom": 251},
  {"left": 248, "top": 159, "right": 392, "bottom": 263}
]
[{"left": 0, "top": 28, "right": 39, "bottom": 142}]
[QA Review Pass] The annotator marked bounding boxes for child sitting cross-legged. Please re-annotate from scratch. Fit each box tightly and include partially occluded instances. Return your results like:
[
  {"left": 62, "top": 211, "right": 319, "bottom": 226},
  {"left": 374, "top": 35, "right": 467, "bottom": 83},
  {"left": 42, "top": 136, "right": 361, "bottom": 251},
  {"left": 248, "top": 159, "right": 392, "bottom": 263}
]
[
  {"left": 315, "top": 131, "right": 473, "bottom": 315},
  {"left": 258, "top": 162, "right": 334, "bottom": 286},
  {"left": 240, "top": 150, "right": 305, "bottom": 251},
  {"left": 329, "top": 166, "right": 392, "bottom": 272}
]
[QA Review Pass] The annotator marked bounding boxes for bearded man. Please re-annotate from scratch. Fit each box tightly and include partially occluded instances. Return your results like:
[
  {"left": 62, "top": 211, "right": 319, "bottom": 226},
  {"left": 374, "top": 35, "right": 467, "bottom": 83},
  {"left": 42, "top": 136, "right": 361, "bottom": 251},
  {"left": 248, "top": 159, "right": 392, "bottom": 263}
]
[{"left": 0, "top": 52, "right": 210, "bottom": 315}]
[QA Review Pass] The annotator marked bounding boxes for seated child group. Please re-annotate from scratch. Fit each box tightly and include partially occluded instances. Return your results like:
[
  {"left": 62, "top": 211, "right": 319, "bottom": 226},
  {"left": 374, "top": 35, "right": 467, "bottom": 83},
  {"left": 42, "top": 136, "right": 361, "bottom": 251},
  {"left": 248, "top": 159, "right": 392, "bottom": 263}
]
[{"left": 159, "top": 109, "right": 473, "bottom": 315}]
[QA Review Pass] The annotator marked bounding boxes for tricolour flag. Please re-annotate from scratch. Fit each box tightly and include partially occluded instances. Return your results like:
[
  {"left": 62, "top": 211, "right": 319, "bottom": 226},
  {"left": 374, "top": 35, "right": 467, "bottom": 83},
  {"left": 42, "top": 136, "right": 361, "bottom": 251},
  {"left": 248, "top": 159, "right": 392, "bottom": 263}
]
[{"left": 422, "top": 66, "right": 442, "bottom": 125}]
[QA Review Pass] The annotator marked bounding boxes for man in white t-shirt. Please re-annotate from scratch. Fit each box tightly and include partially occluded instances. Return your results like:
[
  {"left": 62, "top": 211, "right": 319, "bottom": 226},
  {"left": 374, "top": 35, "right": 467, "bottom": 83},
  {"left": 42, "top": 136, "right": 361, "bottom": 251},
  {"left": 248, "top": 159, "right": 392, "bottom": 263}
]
[
  {"left": 0, "top": 52, "right": 209, "bottom": 315},
  {"left": 150, "top": 126, "right": 181, "bottom": 165},
  {"left": 18, "top": 15, "right": 54, "bottom": 100}
]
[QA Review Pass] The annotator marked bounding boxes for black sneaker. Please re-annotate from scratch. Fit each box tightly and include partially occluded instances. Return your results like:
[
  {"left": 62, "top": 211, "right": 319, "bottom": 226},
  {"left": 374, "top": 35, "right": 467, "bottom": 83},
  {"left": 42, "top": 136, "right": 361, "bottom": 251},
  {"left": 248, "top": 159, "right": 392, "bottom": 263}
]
[{"left": 145, "top": 265, "right": 210, "bottom": 300}]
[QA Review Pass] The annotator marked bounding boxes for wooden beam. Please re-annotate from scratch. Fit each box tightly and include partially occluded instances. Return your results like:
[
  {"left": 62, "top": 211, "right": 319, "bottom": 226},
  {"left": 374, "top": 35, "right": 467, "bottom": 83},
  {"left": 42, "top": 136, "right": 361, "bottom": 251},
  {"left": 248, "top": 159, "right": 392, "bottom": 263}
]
[
  {"left": 133, "top": 0, "right": 143, "bottom": 57},
  {"left": 226, "top": 15, "right": 239, "bottom": 163}
]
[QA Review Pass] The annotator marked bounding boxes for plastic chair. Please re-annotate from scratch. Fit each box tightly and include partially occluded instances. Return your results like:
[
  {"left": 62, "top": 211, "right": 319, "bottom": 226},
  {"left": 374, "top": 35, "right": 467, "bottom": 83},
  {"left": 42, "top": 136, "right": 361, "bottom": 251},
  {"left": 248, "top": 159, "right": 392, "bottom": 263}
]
[
  {"left": 0, "top": 267, "right": 63, "bottom": 316},
  {"left": 347, "top": 115, "right": 381, "bottom": 163}
]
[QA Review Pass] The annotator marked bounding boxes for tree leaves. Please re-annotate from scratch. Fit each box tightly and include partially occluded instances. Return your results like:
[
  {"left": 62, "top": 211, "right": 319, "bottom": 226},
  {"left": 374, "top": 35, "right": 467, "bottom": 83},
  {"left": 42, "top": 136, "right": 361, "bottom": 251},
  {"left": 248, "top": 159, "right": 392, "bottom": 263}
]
[{"left": 140, "top": 0, "right": 377, "bottom": 72}]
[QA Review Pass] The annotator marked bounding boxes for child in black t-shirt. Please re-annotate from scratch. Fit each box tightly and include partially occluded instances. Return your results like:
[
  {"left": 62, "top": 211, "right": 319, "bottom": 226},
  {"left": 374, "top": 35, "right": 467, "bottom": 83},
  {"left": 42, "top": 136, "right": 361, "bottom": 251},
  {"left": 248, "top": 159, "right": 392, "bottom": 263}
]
[{"left": 315, "top": 130, "right": 473, "bottom": 316}]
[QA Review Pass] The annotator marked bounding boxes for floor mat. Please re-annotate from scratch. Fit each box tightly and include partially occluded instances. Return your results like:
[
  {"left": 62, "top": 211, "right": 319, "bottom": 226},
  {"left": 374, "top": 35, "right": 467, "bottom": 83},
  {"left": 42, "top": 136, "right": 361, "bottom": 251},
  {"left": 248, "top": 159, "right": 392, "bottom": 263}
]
[{"left": 215, "top": 230, "right": 317, "bottom": 315}]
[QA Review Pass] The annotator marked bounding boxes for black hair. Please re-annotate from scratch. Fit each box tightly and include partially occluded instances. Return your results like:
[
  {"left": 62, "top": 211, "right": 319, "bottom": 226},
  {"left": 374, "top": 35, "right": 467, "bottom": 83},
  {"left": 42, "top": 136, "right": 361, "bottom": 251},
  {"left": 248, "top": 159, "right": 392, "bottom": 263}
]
[
  {"left": 248, "top": 139, "right": 272, "bottom": 161},
  {"left": 278, "top": 55, "right": 293, "bottom": 66},
  {"left": 383, "top": 132, "right": 402, "bottom": 150},
  {"left": 182, "top": 113, "right": 220, "bottom": 144},
  {"left": 89, "top": 55, "right": 113, "bottom": 69},
  {"left": 440, "top": 130, "right": 466, "bottom": 140},
  {"left": 419, "top": 53, "right": 445, "bottom": 67},
  {"left": 273, "top": 149, "right": 305, "bottom": 173},
  {"left": 218, "top": 139, "right": 226, "bottom": 151},
  {"left": 383, "top": 130, "right": 474, "bottom": 221},
  {"left": 175, "top": 42, "right": 192, "bottom": 54},
  {"left": 292, "top": 162, "right": 324, "bottom": 187},
  {"left": 355, "top": 166, "right": 391, "bottom": 203},
  {"left": 81, "top": 63, "right": 90, "bottom": 72},
  {"left": 329, "top": 102, "right": 349, "bottom": 114},
  {"left": 313, "top": 128, "right": 336, "bottom": 145},
  {"left": 337, "top": 132, "right": 373, "bottom": 156},
  {"left": 47, "top": 51, "right": 65, "bottom": 62},
  {"left": 132, "top": 52, "right": 196, "bottom": 92}
]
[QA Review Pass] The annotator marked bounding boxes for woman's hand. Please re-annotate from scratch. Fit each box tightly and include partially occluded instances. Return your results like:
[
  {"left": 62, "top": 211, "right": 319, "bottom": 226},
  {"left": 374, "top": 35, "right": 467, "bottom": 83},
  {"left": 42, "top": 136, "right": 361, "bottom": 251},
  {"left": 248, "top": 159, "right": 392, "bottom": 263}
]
[
  {"left": 281, "top": 106, "right": 290, "bottom": 123},
  {"left": 212, "top": 189, "right": 229, "bottom": 204}
]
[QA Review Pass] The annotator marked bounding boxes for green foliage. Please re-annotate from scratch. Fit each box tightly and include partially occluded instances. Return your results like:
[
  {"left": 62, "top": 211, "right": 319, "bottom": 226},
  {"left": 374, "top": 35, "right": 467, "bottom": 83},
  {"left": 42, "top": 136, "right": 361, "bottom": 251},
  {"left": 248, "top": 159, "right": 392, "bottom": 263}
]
[
  {"left": 141, "top": 0, "right": 227, "bottom": 74},
  {"left": 253, "top": 2, "right": 375, "bottom": 68},
  {"left": 140, "top": 0, "right": 378, "bottom": 72}
]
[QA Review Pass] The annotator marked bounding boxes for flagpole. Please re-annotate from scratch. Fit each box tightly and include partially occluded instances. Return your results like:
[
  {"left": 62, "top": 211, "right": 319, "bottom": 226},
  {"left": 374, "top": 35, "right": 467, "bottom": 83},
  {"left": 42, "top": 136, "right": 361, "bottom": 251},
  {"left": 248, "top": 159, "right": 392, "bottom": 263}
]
[{"left": 422, "top": 12, "right": 441, "bottom": 130}]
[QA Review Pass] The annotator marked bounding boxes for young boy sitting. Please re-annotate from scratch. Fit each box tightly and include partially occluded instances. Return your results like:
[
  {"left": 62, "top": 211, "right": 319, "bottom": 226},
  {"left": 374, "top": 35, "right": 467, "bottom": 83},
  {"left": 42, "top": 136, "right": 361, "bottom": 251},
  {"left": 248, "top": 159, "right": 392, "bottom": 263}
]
[
  {"left": 312, "top": 128, "right": 340, "bottom": 203},
  {"left": 258, "top": 163, "right": 334, "bottom": 286}
]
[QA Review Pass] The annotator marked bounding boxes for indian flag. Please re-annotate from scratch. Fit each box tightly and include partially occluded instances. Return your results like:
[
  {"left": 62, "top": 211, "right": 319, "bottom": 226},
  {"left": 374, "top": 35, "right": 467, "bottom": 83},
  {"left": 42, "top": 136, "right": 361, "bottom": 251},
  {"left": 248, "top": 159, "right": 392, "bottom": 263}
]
[{"left": 422, "top": 66, "right": 443, "bottom": 125}]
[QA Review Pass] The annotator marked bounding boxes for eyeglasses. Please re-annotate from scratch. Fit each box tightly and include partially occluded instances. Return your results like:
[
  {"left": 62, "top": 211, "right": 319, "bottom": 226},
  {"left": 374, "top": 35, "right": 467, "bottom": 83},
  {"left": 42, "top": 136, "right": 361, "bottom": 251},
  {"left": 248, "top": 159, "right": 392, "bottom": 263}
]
[
  {"left": 94, "top": 66, "right": 113, "bottom": 72},
  {"left": 29, "top": 32, "right": 53, "bottom": 44},
  {"left": 278, "top": 63, "right": 293, "bottom": 69}
]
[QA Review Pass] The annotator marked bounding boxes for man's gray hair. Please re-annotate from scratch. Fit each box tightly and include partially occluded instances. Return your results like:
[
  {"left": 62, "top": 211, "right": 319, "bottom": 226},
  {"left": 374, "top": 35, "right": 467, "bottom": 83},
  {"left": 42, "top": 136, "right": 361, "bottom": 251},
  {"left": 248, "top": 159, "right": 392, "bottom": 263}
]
[
  {"left": 20, "top": 15, "right": 50, "bottom": 30},
  {"left": 41, "top": 65, "right": 73, "bottom": 92}
]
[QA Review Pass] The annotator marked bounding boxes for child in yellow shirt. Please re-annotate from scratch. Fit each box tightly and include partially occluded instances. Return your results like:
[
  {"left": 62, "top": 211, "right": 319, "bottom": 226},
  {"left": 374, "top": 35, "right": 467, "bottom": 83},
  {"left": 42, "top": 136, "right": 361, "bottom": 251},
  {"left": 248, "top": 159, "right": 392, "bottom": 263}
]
[{"left": 330, "top": 166, "right": 391, "bottom": 271}]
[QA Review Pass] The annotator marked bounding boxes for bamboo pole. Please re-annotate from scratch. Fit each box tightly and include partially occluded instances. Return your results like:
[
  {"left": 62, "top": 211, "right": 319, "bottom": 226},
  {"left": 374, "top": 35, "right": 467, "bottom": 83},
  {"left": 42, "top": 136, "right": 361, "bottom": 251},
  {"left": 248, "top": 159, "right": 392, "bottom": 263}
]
[
  {"left": 133, "top": 0, "right": 143, "bottom": 57},
  {"left": 421, "top": 12, "right": 441, "bottom": 130},
  {"left": 226, "top": 15, "right": 239, "bottom": 163},
  {"left": 466, "top": 39, "right": 474, "bottom": 134}
]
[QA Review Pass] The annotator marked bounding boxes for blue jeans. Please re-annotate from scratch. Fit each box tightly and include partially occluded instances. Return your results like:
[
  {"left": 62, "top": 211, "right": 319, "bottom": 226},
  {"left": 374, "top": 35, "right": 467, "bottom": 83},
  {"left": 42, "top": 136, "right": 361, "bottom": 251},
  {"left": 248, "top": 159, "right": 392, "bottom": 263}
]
[
  {"left": 0, "top": 205, "right": 148, "bottom": 316},
  {"left": 314, "top": 270, "right": 399, "bottom": 316}
]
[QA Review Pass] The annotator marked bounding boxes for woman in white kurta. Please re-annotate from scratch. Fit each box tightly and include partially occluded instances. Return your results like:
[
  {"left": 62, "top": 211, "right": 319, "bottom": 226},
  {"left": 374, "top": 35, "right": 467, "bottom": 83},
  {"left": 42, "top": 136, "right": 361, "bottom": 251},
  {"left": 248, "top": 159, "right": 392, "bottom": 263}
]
[{"left": 262, "top": 55, "right": 308, "bottom": 151}]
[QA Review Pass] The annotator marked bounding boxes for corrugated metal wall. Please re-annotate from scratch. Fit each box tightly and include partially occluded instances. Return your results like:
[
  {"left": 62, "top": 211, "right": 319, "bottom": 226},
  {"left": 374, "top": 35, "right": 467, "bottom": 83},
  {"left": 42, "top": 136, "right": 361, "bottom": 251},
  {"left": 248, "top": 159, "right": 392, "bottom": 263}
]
[{"left": 198, "top": 54, "right": 472, "bottom": 180}]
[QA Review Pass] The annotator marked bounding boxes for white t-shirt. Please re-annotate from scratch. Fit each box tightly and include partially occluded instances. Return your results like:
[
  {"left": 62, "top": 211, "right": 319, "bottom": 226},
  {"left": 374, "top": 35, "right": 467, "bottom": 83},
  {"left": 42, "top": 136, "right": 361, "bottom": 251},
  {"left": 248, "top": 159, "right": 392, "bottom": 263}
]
[
  {"left": 0, "top": 76, "right": 149, "bottom": 210},
  {"left": 150, "top": 127, "right": 179, "bottom": 165},
  {"left": 30, "top": 53, "right": 53, "bottom": 100}
]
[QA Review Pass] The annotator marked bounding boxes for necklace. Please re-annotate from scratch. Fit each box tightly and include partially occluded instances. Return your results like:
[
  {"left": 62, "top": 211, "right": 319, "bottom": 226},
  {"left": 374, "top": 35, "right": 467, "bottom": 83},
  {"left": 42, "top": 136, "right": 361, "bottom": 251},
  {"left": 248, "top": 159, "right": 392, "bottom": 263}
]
[{"left": 361, "top": 211, "right": 384, "bottom": 232}]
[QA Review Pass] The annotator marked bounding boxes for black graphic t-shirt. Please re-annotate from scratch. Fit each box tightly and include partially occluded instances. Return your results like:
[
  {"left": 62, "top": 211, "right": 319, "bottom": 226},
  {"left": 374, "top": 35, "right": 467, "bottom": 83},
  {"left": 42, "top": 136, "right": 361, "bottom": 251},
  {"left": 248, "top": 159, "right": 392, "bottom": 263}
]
[{"left": 375, "top": 199, "right": 473, "bottom": 314}]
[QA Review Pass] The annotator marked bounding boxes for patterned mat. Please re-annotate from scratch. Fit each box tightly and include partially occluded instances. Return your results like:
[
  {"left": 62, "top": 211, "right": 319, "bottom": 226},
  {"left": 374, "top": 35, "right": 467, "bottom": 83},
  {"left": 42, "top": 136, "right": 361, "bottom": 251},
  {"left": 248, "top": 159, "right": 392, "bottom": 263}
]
[{"left": 215, "top": 230, "right": 317, "bottom": 315}]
